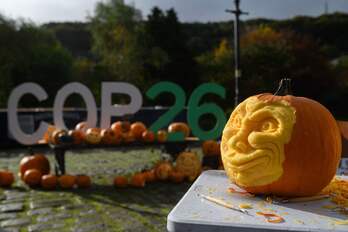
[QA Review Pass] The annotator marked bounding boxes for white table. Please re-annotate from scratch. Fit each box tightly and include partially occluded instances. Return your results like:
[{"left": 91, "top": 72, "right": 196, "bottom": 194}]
[{"left": 167, "top": 170, "right": 348, "bottom": 232}]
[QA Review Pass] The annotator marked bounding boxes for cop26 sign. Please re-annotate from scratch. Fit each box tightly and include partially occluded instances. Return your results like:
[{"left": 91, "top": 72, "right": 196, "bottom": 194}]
[{"left": 8, "top": 82, "right": 227, "bottom": 145}]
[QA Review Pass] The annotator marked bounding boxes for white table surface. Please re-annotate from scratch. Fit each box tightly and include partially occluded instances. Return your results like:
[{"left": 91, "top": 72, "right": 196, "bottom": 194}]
[{"left": 167, "top": 170, "right": 348, "bottom": 232}]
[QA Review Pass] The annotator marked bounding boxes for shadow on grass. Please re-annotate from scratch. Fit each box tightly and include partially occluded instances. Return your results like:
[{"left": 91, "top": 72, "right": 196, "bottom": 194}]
[{"left": 68, "top": 181, "right": 191, "bottom": 217}]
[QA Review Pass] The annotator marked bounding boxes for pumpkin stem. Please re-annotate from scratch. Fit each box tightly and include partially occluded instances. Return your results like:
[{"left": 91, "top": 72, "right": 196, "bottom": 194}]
[{"left": 274, "top": 78, "right": 292, "bottom": 96}]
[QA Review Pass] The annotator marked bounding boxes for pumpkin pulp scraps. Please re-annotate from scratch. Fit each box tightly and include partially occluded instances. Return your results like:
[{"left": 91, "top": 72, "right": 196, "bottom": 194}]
[{"left": 256, "top": 212, "right": 284, "bottom": 223}]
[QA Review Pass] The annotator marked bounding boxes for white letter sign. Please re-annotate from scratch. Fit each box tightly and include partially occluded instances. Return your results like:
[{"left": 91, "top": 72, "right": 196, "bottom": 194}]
[{"left": 7, "top": 83, "right": 49, "bottom": 145}]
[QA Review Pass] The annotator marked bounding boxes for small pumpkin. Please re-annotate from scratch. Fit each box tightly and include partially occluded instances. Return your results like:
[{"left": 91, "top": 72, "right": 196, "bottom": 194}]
[
  {"left": 175, "top": 151, "right": 201, "bottom": 182},
  {"left": 111, "top": 121, "right": 131, "bottom": 134},
  {"left": 142, "top": 130, "right": 155, "bottom": 143},
  {"left": 50, "top": 129, "right": 68, "bottom": 145},
  {"left": 0, "top": 171, "right": 15, "bottom": 187},
  {"left": 84, "top": 128, "right": 102, "bottom": 145},
  {"left": 75, "top": 121, "right": 89, "bottom": 133},
  {"left": 23, "top": 169, "right": 42, "bottom": 187},
  {"left": 130, "top": 173, "right": 146, "bottom": 187},
  {"left": 169, "top": 170, "right": 185, "bottom": 183},
  {"left": 76, "top": 175, "right": 91, "bottom": 189},
  {"left": 122, "top": 132, "right": 135, "bottom": 143},
  {"left": 156, "top": 130, "right": 168, "bottom": 143},
  {"left": 42, "top": 125, "right": 56, "bottom": 143},
  {"left": 221, "top": 79, "right": 342, "bottom": 197},
  {"left": 202, "top": 140, "right": 221, "bottom": 156},
  {"left": 68, "top": 130, "right": 84, "bottom": 145},
  {"left": 113, "top": 176, "right": 128, "bottom": 188},
  {"left": 58, "top": 175, "right": 76, "bottom": 189},
  {"left": 168, "top": 122, "right": 190, "bottom": 138},
  {"left": 155, "top": 162, "right": 173, "bottom": 181},
  {"left": 19, "top": 154, "right": 50, "bottom": 180},
  {"left": 143, "top": 169, "right": 156, "bottom": 183},
  {"left": 41, "top": 174, "right": 58, "bottom": 190},
  {"left": 101, "top": 129, "right": 121, "bottom": 145},
  {"left": 130, "top": 122, "right": 147, "bottom": 140}
]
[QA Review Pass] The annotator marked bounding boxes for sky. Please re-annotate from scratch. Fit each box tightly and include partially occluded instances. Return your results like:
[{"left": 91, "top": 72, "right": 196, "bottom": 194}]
[{"left": 1, "top": 0, "right": 348, "bottom": 24}]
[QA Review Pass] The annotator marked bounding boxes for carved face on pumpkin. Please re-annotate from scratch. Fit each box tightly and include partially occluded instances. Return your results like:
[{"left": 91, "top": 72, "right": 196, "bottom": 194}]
[
  {"left": 221, "top": 96, "right": 296, "bottom": 187},
  {"left": 85, "top": 128, "right": 102, "bottom": 144}
]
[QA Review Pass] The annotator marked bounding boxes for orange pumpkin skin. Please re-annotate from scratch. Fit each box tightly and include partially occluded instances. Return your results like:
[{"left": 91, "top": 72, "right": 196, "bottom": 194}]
[
  {"left": 113, "top": 176, "right": 128, "bottom": 188},
  {"left": 23, "top": 169, "right": 42, "bottom": 187},
  {"left": 130, "top": 173, "right": 146, "bottom": 187},
  {"left": 202, "top": 140, "right": 221, "bottom": 156},
  {"left": 169, "top": 170, "right": 185, "bottom": 183},
  {"left": 50, "top": 129, "right": 68, "bottom": 145},
  {"left": 75, "top": 121, "right": 89, "bottom": 133},
  {"left": 68, "top": 130, "right": 84, "bottom": 145},
  {"left": 101, "top": 129, "right": 121, "bottom": 145},
  {"left": 84, "top": 128, "right": 102, "bottom": 145},
  {"left": 19, "top": 154, "right": 50, "bottom": 180},
  {"left": 142, "top": 130, "right": 155, "bottom": 143},
  {"left": 221, "top": 94, "right": 342, "bottom": 197},
  {"left": 76, "top": 175, "right": 91, "bottom": 188},
  {"left": 144, "top": 169, "right": 156, "bottom": 183},
  {"left": 130, "top": 122, "right": 147, "bottom": 140},
  {"left": 122, "top": 132, "right": 135, "bottom": 143},
  {"left": 168, "top": 122, "right": 190, "bottom": 138},
  {"left": 156, "top": 130, "right": 168, "bottom": 143},
  {"left": 155, "top": 162, "right": 173, "bottom": 181},
  {"left": 0, "top": 171, "right": 15, "bottom": 187},
  {"left": 58, "top": 175, "right": 76, "bottom": 189},
  {"left": 41, "top": 174, "right": 58, "bottom": 190},
  {"left": 111, "top": 121, "right": 131, "bottom": 134}
]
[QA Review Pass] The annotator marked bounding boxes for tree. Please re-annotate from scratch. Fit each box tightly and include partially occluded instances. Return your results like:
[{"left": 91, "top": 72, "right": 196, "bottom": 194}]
[
  {"left": 143, "top": 7, "right": 198, "bottom": 94},
  {"left": 89, "top": 0, "right": 144, "bottom": 85},
  {"left": 0, "top": 15, "right": 73, "bottom": 108}
]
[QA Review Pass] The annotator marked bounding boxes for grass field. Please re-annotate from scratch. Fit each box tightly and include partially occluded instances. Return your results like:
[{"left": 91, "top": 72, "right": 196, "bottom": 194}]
[{"left": 0, "top": 147, "right": 201, "bottom": 232}]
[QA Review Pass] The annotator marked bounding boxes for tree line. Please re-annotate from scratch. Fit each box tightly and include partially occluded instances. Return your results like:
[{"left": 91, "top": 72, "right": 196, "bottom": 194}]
[{"left": 1, "top": 0, "right": 348, "bottom": 118}]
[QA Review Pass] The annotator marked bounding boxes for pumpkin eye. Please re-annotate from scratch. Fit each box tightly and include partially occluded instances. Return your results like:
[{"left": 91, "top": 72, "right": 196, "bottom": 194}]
[{"left": 260, "top": 118, "right": 278, "bottom": 132}]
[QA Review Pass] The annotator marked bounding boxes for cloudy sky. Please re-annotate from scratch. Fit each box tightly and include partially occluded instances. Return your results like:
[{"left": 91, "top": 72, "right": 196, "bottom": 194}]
[{"left": 1, "top": 0, "right": 348, "bottom": 24}]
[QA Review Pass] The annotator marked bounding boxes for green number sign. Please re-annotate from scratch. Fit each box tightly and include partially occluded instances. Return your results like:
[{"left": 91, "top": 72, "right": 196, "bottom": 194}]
[
  {"left": 147, "top": 82, "right": 226, "bottom": 141},
  {"left": 188, "top": 83, "right": 227, "bottom": 140}
]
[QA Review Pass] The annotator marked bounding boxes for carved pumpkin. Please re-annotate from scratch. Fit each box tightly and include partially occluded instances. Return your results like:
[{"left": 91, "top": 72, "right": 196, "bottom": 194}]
[
  {"left": 101, "top": 129, "right": 121, "bottom": 145},
  {"left": 76, "top": 175, "right": 91, "bottom": 189},
  {"left": 175, "top": 151, "right": 201, "bottom": 182},
  {"left": 84, "top": 128, "right": 102, "bottom": 145},
  {"left": 0, "top": 171, "right": 15, "bottom": 187},
  {"left": 19, "top": 154, "right": 50, "bottom": 180},
  {"left": 130, "top": 122, "right": 147, "bottom": 140},
  {"left": 169, "top": 170, "right": 185, "bottom": 183},
  {"left": 68, "top": 130, "right": 84, "bottom": 145},
  {"left": 221, "top": 80, "right": 341, "bottom": 197},
  {"left": 155, "top": 162, "right": 173, "bottom": 181},
  {"left": 142, "top": 130, "right": 155, "bottom": 143},
  {"left": 41, "top": 174, "right": 58, "bottom": 190},
  {"left": 58, "top": 175, "right": 76, "bottom": 189},
  {"left": 75, "top": 121, "right": 89, "bottom": 133},
  {"left": 114, "top": 176, "right": 128, "bottom": 188},
  {"left": 111, "top": 121, "right": 131, "bottom": 134},
  {"left": 168, "top": 122, "right": 190, "bottom": 138},
  {"left": 130, "top": 173, "right": 146, "bottom": 187},
  {"left": 23, "top": 169, "right": 42, "bottom": 187},
  {"left": 202, "top": 140, "right": 221, "bottom": 156},
  {"left": 156, "top": 130, "right": 168, "bottom": 143},
  {"left": 50, "top": 129, "right": 67, "bottom": 145}
]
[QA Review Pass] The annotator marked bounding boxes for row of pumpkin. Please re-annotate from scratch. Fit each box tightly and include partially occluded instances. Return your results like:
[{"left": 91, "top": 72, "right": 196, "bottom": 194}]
[
  {"left": 0, "top": 141, "right": 222, "bottom": 189},
  {"left": 42, "top": 121, "right": 191, "bottom": 145}
]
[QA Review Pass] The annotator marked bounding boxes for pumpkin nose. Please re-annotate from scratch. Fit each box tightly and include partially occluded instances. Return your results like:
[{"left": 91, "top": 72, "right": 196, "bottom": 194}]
[{"left": 235, "top": 141, "right": 248, "bottom": 153}]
